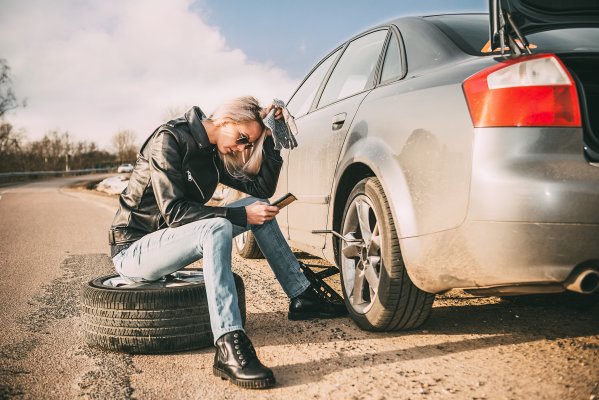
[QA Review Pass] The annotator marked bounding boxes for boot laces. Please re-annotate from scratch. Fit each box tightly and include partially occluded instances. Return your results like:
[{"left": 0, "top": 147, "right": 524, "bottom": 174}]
[{"left": 232, "top": 332, "right": 256, "bottom": 367}]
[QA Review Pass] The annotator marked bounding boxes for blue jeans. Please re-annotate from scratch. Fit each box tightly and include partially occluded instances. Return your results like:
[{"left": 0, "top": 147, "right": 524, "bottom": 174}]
[{"left": 112, "top": 196, "right": 310, "bottom": 342}]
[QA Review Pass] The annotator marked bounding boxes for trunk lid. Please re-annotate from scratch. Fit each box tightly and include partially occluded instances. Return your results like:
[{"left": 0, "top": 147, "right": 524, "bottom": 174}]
[{"left": 489, "top": 0, "right": 599, "bottom": 53}]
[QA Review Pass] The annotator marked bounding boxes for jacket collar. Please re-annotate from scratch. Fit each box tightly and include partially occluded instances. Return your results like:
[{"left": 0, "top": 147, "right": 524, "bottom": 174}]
[{"left": 185, "top": 106, "right": 212, "bottom": 149}]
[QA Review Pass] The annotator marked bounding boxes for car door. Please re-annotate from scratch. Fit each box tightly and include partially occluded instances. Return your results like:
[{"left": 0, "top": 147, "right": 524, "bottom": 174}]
[
  {"left": 286, "top": 29, "right": 390, "bottom": 255},
  {"left": 275, "top": 47, "right": 342, "bottom": 238}
]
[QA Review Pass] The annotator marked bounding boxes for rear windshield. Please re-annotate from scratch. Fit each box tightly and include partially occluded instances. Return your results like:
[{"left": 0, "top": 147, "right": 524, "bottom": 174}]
[{"left": 425, "top": 14, "right": 599, "bottom": 55}]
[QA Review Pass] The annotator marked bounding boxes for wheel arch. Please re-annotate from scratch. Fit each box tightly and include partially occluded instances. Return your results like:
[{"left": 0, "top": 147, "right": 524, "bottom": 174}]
[
  {"left": 331, "top": 139, "right": 436, "bottom": 330},
  {"left": 332, "top": 137, "right": 418, "bottom": 261}
]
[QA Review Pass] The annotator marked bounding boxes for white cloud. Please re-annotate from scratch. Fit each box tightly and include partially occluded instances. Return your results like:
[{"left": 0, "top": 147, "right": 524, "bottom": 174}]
[{"left": 0, "top": 0, "right": 298, "bottom": 149}]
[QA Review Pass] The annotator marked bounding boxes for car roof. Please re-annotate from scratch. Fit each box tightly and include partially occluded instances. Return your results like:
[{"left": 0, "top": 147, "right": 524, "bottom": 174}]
[{"left": 373, "top": 13, "right": 487, "bottom": 31}]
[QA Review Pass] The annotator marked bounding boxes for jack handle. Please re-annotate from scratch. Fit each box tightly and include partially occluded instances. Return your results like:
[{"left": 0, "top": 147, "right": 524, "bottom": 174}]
[{"left": 311, "top": 229, "right": 362, "bottom": 243}]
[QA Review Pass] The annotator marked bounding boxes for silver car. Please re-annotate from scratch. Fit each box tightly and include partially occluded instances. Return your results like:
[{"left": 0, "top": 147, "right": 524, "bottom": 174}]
[
  {"left": 117, "top": 163, "right": 134, "bottom": 173},
  {"left": 239, "top": 0, "right": 599, "bottom": 331}
]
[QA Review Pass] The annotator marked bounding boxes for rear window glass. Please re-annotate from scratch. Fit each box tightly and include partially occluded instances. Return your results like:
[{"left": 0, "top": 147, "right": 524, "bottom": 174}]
[
  {"left": 426, "top": 14, "right": 599, "bottom": 55},
  {"left": 426, "top": 15, "right": 489, "bottom": 55}
]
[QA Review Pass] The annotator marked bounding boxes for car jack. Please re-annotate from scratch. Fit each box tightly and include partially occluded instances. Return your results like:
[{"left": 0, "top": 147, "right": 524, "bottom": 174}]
[{"left": 298, "top": 262, "right": 344, "bottom": 304}]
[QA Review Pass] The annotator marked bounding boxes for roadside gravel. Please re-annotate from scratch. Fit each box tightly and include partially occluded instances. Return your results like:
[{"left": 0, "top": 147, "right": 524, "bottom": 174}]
[{"left": 1, "top": 178, "right": 597, "bottom": 400}]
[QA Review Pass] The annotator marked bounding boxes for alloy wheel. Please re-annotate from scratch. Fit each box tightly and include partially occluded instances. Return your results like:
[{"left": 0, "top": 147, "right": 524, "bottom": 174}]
[
  {"left": 341, "top": 194, "right": 382, "bottom": 314},
  {"left": 102, "top": 270, "right": 205, "bottom": 289},
  {"left": 234, "top": 232, "right": 248, "bottom": 251}
]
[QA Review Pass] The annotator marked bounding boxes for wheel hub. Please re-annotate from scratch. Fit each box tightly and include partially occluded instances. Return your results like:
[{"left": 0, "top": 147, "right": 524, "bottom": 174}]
[{"left": 360, "top": 245, "right": 369, "bottom": 263}]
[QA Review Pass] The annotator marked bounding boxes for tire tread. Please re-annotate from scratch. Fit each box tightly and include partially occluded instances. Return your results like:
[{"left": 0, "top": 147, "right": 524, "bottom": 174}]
[
  {"left": 80, "top": 271, "right": 245, "bottom": 353},
  {"left": 341, "top": 177, "right": 435, "bottom": 332},
  {"left": 235, "top": 232, "right": 264, "bottom": 259}
]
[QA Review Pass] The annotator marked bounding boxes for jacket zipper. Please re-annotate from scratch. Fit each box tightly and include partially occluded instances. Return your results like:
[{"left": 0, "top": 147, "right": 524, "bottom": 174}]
[
  {"left": 212, "top": 155, "right": 220, "bottom": 183},
  {"left": 186, "top": 170, "right": 205, "bottom": 199}
]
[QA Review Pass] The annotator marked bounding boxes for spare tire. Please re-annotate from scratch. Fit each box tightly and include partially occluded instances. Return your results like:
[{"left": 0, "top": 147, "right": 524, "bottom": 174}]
[
  {"left": 234, "top": 231, "right": 264, "bottom": 259},
  {"left": 81, "top": 269, "right": 246, "bottom": 354}
]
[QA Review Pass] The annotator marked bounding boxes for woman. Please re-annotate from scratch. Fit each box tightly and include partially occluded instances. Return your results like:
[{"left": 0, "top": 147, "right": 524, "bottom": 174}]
[{"left": 108, "top": 96, "right": 346, "bottom": 389}]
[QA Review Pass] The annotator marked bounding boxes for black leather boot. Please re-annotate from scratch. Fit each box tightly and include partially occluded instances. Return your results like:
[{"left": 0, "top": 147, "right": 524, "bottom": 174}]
[
  {"left": 288, "top": 285, "right": 348, "bottom": 320},
  {"left": 213, "top": 330, "right": 275, "bottom": 389}
]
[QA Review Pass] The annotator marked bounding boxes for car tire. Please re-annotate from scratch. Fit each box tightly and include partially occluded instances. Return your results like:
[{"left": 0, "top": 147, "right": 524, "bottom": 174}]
[
  {"left": 81, "top": 269, "right": 246, "bottom": 354},
  {"left": 234, "top": 231, "right": 264, "bottom": 259},
  {"left": 338, "top": 177, "right": 435, "bottom": 331}
]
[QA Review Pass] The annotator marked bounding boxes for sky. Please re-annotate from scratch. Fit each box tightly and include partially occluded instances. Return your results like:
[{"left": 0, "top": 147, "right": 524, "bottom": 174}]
[{"left": 0, "top": 0, "right": 486, "bottom": 150}]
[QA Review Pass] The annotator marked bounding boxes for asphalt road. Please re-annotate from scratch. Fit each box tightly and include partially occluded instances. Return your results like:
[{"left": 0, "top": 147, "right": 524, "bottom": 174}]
[{"left": 0, "top": 176, "right": 597, "bottom": 400}]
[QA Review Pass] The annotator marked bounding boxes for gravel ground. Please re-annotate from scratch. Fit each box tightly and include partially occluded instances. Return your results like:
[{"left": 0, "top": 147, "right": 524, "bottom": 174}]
[
  {"left": 6, "top": 251, "right": 596, "bottom": 399},
  {"left": 0, "top": 178, "right": 597, "bottom": 399}
]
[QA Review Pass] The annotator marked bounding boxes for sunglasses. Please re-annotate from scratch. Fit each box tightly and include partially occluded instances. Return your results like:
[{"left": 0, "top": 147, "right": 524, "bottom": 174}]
[{"left": 236, "top": 132, "right": 254, "bottom": 149}]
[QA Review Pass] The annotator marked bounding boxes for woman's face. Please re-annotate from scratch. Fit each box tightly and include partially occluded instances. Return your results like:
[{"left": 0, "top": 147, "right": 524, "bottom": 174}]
[{"left": 217, "top": 120, "right": 263, "bottom": 155}]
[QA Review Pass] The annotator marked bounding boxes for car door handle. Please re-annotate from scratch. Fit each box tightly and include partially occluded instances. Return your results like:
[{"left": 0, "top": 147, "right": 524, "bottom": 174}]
[{"left": 332, "top": 113, "right": 347, "bottom": 131}]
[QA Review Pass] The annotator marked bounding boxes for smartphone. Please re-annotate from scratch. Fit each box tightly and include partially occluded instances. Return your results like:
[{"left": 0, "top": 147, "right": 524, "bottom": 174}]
[{"left": 271, "top": 193, "right": 297, "bottom": 209}]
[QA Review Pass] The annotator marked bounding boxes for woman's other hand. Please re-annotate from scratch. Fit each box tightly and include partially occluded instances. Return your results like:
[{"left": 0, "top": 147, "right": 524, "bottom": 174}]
[
  {"left": 245, "top": 202, "right": 279, "bottom": 225},
  {"left": 261, "top": 104, "right": 284, "bottom": 120}
]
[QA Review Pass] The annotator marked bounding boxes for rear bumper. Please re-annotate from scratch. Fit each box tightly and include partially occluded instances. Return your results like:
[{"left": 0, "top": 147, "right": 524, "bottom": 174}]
[{"left": 401, "top": 220, "right": 599, "bottom": 293}]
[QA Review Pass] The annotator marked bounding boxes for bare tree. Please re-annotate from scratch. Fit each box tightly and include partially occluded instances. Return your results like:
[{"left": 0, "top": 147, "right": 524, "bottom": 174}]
[
  {"left": 111, "top": 130, "right": 137, "bottom": 164},
  {"left": 0, "top": 122, "right": 24, "bottom": 172},
  {"left": 1, "top": 126, "right": 113, "bottom": 173},
  {"left": 0, "top": 122, "right": 22, "bottom": 153},
  {"left": 0, "top": 59, "right": 26, "bottom": 118},
  {"left": 70, "top": 140, "right": 115, "bottom": 170},
  {"left": 29, "top": 130, "right": 73, "bottom": 171}
]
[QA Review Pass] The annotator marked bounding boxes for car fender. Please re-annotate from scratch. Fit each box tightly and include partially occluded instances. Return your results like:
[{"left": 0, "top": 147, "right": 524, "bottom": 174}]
[
  {"left": 333, "top": 136, "right": 418, "bottom": 240},
  {"left": 331, "top": 136, "right": 433, "bottom": 290}
]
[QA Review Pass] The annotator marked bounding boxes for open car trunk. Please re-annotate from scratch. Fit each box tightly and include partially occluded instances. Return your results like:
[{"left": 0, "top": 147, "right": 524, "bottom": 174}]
[
  {"left": 559, "top": 54, "right": 599, "bottom": 160},
  {"left": 492, "top": 0, "right": 599, "bottom": 38},
  {"left": 489, "top": 0, "right": 599, "bottom": 159}
]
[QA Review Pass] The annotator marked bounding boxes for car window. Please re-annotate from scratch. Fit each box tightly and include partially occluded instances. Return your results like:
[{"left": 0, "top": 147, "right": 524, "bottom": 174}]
[
  {"left": 318, "top": 30, "right": 388, "bottom": 107},
  {"left": 380, "top": 33, "right": 402, "bottom": 83},
  {"left": 287, "top": 48, "right": 341, "bottom": 118},
  {"left": 425, "top": 15, "right": 488, "bottom": 56}
]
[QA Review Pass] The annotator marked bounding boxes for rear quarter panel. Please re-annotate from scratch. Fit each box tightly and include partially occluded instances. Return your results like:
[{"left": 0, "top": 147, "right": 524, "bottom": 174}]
[{"left": 338, "top": 68, "right": 477, "bottom": 240}]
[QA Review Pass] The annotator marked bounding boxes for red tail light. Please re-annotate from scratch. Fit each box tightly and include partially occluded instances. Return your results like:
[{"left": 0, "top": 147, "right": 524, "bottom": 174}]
[{"left": 463, "top": 54, "right": 581, "bottom": 127}]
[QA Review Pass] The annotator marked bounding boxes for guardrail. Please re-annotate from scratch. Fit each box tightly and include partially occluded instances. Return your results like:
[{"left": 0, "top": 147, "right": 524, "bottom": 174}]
[{"left": 0, "top": 168, "right": 115, "bottom": 184}]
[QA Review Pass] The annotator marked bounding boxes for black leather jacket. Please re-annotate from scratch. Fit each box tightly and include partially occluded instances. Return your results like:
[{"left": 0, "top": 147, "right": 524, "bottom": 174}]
[{"left": 108, "top": 106, "right": 283, "bottom": 254}]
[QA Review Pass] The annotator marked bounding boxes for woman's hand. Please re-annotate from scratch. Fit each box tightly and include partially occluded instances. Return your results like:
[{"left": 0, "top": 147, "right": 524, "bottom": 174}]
[
  {"left": 260, "top": 103, "right": 284, "bottom": 136},
  {"left": 261, "top": 103, "right": 284, "bottom": 120},
  {"left": 245, "top": 201, "right": 279, "bottom": 225}
]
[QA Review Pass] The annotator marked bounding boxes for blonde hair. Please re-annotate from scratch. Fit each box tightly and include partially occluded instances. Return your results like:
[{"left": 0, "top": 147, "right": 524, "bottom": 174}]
[{"left": 208, "top": 96, "right": 266, "bottom": 180}]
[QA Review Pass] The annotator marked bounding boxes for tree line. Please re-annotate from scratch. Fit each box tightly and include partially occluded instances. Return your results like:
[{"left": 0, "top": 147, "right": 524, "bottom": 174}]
[{"left": 0, "top": 59, "right": 138, "bottom": 173}]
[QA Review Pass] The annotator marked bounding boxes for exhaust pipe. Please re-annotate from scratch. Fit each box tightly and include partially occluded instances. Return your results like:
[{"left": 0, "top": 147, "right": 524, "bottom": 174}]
[{"left": 564, "top": 268, "right": 599, "bottom": 294}]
